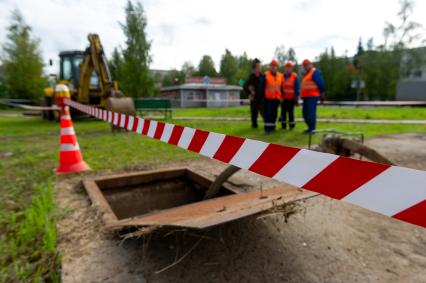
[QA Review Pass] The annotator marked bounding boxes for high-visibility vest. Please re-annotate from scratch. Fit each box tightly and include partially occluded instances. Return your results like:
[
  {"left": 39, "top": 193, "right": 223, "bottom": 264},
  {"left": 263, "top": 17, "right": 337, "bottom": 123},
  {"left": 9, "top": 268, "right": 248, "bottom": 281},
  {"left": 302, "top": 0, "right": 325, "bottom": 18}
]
[
  {"left": 264, "top": 70, "right": 283, "bottom": 100},
  {"left": 301, "top": 68, "right": 320, "bottom": 97},
  {"left": 283, "top": 72, "right": 298, "bottom": 99}
]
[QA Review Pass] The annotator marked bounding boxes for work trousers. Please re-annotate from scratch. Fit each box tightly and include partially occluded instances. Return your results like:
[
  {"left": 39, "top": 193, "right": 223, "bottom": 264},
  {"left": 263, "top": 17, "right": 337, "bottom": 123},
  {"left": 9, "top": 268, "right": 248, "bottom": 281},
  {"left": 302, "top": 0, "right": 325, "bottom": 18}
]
[
  {"left": 302, "top": 96, "right": 319, "bottom": 133},
  {"left": 263, "top": 99, "right": 280, "bottom": 132},
  {"left": 250, "top": 99, "right": 264, "bottom": 128},
  {"left": 281, "top": 99, "right": 295, "bottom": 129}
]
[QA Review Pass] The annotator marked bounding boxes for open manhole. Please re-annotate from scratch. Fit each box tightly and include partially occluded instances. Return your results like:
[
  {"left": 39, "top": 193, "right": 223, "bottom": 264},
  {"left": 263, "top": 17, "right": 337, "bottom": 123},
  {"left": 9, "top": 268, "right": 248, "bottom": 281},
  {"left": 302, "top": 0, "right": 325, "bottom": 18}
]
[{"left": 83, "top": 168, "right": 316, "bottom": 231}]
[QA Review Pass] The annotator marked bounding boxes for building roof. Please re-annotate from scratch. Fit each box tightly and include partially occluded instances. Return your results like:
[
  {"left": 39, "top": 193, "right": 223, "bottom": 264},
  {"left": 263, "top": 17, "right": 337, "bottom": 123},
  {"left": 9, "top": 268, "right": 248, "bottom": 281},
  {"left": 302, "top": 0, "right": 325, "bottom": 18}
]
[{"left": 161, "top": 83, "right": 242, "bottom": 92}]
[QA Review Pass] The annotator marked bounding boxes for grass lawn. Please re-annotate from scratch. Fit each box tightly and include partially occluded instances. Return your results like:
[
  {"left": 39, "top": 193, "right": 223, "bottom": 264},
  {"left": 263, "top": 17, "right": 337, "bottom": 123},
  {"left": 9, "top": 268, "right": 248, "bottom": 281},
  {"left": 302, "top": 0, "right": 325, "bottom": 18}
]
[
  {"left": 173, "top": 105, "right": 426, "bottom": 120},
  {"left": 0, "top": 112, "right": 425, "bottom": 282}
]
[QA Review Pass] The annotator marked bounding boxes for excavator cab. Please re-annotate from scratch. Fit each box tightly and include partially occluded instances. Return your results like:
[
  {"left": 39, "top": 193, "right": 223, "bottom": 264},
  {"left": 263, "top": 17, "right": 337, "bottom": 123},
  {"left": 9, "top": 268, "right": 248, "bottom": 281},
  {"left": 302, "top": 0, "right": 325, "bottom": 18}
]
[
  {"left": 58, "top": 50, "right": 101, "bottom": 105},
  {"left": 58, "top": 50, "right": 84, "bottom": 88}
]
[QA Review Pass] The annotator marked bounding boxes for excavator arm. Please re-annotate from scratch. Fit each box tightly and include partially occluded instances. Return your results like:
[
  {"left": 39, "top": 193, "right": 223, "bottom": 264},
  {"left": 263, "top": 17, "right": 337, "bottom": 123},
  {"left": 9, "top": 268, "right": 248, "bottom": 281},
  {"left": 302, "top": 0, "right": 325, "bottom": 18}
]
[
  {"left": 75, "top": 33, "right": 134, "bottom": 123},
  {"left": 78, "top": 34, "right": 121, "bottom": 107}
]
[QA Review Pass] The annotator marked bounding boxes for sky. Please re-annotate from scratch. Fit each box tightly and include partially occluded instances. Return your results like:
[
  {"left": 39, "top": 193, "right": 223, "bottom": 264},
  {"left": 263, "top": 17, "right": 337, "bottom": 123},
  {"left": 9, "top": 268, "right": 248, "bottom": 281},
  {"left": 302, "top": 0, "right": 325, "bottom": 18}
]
[{"left": 0, "top": 0, "right": 425, "bottom": 73}]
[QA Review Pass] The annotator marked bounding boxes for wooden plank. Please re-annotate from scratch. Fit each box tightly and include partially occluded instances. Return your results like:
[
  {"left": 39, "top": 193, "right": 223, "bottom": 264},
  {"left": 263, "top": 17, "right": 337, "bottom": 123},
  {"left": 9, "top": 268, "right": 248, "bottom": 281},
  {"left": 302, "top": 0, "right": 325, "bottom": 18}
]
[{"left": 111, "top": 185, "right": 316, "bottom": 230}]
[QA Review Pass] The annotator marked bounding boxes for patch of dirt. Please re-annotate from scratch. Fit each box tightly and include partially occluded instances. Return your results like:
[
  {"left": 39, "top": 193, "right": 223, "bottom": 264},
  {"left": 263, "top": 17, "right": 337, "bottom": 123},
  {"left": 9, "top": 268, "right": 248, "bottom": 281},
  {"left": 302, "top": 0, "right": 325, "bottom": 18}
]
[
  {"left": 365, "top": 133, "right": 426, "bottom": 170},
  {"left": 56, "top": 133, "right": 426, "bottom": 283}
]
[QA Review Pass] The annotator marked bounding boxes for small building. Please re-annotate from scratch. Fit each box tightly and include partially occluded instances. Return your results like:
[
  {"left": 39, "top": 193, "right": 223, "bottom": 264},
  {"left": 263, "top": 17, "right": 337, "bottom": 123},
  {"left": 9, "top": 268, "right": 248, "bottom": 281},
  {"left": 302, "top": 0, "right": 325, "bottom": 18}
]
[
  {"left": 160, "top": 76, "right": 242, "bottom": 108},
  {"left": 396, "top": 47, "right": 426, "bottom": 101},
  {"left": 396, "top": 66, "right": 426, "bottom": 101}
]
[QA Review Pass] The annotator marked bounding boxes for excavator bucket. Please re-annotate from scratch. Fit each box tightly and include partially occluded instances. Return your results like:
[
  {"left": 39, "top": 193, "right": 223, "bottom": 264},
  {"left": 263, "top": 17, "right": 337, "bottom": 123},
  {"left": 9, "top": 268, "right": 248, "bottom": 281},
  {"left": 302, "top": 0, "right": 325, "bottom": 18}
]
[
  {"left": 105, "top": 97, "right": 135, "bottom": 115},
  {"left": 105, "top": 97, "right": 135, "bottom": 131}
]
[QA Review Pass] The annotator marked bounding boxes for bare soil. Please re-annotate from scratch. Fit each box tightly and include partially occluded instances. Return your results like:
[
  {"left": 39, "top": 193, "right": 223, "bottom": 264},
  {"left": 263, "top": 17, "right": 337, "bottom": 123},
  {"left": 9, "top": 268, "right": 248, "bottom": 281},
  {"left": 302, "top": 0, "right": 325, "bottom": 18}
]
[{"left": 56, "top": 133, "right": 426, "bottom": 283}]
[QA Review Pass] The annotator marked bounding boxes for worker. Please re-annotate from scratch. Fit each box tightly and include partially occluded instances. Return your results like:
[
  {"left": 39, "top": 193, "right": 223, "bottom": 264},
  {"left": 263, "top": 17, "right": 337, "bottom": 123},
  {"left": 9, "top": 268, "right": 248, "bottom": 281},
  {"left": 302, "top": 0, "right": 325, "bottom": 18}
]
[
  {"left": 301, "top": 59, "right": 325, "bottom": 134},
  {"left": 280, "top": 61, "right": 300, "bottom": 130},
  {"left": 259, "top": 59, "right": 283, "bottom": 133},
  {"left": 244, "top": 58, "right": 263, "bottom": 128}
]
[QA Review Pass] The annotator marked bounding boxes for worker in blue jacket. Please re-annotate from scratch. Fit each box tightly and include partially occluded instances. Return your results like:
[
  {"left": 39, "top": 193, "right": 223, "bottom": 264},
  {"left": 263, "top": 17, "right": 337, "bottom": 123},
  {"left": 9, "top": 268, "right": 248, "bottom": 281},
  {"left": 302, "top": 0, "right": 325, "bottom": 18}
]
[{"left": 300, "top": 59, "right": 325, "bottom": 133}]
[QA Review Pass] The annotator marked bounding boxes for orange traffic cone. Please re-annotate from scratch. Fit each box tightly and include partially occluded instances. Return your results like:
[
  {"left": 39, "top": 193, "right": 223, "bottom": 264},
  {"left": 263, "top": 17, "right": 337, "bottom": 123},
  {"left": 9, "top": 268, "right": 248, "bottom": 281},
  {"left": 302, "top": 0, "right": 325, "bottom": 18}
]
[{"left": 56, "top": 106, "right": 90, "bottom": 174}]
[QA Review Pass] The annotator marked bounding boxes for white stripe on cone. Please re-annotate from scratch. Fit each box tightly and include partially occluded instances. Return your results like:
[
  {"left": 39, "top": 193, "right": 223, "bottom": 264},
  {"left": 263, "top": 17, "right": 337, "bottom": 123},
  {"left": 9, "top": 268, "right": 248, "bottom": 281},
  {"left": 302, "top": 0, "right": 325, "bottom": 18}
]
[
  {"left": 61, "top": 127, "right": 75, "bottom": 135},
  {"left": 60, "top": 143, "right": 80, "bottom": 152}
]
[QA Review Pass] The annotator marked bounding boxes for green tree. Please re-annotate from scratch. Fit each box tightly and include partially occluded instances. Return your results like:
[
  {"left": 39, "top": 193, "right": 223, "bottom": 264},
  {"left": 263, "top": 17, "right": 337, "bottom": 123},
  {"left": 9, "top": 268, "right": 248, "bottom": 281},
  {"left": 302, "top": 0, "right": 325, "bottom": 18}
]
[
  {"left": 317, "top": 47, "right": 355, "bottom": 100},
  {"left": 356, "top": 0, "right": 424, "bottom": 100},
  {"left": 274, "top": 45, "right": 286, "bottom": 66},
  {"left": 1, "top": 9, "right": 46, "bottom": 100},
  {"left": 235, "top": 52, "right": 252, "bottom": 81},
  {"left": 359, "top": 48, "right": 400, "bottom": 100},
  {"left": 181, "top": 61, "right": 195, "bottom": 77},
  {"left": 383, "top": 0, "right": 422, "bottom": 49},
  {"left": 161, "top": 69, "right": 185, "bottom": 87},
  {"left": 0, "top": 66, "right": 6, "bottom": 98},
  {"left": 274, "top": 45, "right": 298, "bottom": 72},
  {"left": 219, "top": 49, "right": 238, "bottom": 84},
  {"left": 353, "top": 38, "right": 365, "bottom": 69},
  {"left": 367, "top": 37, "right": 374, "bottom": 51},
  {"left": 196, "top": 55, "right": 217, "bottom": 77},
  {"left": 353, "top": 38, "right": 365, "bottom": 100},
  {"left": 286, "top": 47, "right": 297, "bottom": 65},
  {"left": 120, "top": 0, "right": 154, "bottom": 97},
  {"left": 108, "top": 47, "right": 123, "bottom": 81}
]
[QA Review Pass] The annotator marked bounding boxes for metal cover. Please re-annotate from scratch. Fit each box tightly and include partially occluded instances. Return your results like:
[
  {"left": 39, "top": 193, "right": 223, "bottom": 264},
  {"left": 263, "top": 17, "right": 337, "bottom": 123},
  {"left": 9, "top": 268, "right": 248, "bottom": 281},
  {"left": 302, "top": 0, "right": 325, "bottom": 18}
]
[{"left": 83, "top": 168, "right": 316, "bottom": 230}]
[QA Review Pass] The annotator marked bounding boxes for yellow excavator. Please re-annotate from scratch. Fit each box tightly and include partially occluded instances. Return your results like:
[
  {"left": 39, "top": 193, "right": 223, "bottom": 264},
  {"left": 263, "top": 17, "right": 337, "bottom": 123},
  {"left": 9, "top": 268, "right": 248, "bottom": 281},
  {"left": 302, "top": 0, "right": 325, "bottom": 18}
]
[{"left": 43, "top": 33, "right": 134, "bottom": 120}]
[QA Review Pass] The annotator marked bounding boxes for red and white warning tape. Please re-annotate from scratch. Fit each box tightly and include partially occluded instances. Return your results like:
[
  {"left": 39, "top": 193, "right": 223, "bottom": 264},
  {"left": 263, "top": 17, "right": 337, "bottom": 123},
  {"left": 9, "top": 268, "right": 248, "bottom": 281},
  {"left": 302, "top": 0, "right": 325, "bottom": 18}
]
[{"left": 65, "top": 99, "right": 426, "bottom": 228}]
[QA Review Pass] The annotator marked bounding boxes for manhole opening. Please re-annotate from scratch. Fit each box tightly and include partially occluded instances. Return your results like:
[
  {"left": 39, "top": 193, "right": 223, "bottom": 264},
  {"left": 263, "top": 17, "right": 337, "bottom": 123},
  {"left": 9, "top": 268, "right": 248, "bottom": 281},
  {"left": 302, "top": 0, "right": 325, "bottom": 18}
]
[{"left": 94, "top": 168, "right": 236, "bottom": 220}]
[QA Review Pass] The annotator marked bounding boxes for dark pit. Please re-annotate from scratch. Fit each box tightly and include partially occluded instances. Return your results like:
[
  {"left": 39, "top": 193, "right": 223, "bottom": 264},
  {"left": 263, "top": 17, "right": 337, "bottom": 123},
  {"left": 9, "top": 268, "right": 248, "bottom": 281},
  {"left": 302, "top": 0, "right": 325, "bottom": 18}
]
[{"left": 93, "top": 168, "right": 236, "bottom": 220}]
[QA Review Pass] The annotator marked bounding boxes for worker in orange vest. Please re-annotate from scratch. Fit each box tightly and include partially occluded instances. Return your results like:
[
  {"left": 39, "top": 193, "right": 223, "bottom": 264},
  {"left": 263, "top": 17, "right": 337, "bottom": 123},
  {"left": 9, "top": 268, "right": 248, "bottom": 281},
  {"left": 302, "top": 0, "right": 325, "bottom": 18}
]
[
  {"left": 259, "top": 59, "right": 283, "bottom": 133},
  {"left": 280, "top": 61, "right": 300, "bottom": 130},
  {"left": 301, "top": 59, "right": 325, "bottom": 133}
]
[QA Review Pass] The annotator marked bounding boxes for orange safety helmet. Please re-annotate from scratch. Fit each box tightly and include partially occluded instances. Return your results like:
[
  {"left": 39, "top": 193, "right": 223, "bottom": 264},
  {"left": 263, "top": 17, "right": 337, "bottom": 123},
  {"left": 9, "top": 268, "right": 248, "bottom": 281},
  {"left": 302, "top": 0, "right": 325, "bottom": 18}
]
[
  {"left": 302, "top": 59, "right": 311, "bottom": 66},
  {"left": 285, "top": 61, "right": 295, "bottom": 67},
  {"left": 270, "top": 59, "right": 279, "bottom": 67}
]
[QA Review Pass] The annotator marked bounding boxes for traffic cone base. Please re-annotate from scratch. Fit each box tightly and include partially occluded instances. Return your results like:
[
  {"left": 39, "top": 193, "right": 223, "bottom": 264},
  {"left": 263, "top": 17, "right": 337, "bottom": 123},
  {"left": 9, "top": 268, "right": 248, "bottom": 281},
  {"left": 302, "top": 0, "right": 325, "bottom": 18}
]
[{"left": 56, "top": 160, "right": 90, "bottom": 174}]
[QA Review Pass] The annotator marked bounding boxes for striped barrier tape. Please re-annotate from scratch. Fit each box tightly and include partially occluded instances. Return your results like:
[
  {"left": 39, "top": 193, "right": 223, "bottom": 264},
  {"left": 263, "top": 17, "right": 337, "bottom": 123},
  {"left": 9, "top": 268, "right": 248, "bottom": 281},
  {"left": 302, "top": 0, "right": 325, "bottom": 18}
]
[{"left": 65, "top": 99, "right": 426, "bottom": 228}]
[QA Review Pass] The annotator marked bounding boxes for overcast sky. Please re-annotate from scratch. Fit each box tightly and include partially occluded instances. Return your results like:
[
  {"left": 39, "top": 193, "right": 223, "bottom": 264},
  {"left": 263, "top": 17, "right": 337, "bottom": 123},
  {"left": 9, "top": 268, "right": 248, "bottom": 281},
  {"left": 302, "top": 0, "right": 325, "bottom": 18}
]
[{"left": 0, "top": 0, "right": 425, "bottom": 73}]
